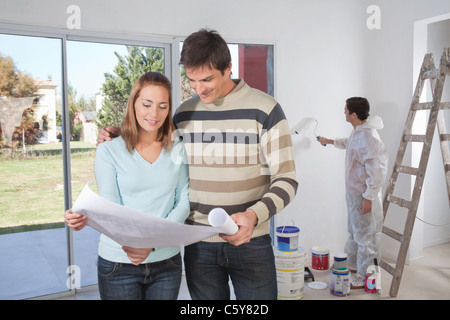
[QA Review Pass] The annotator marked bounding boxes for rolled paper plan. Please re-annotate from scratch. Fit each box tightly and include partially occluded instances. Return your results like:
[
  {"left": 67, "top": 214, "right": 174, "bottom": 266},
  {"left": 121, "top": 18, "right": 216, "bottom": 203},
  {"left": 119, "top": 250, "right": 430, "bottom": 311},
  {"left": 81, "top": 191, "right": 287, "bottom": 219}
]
[
  {"left": 71, "top": 182, "right": 240, "bottom": 248},
  {"left": 208, "top": 208, "right": 239, "bottom": 235}
]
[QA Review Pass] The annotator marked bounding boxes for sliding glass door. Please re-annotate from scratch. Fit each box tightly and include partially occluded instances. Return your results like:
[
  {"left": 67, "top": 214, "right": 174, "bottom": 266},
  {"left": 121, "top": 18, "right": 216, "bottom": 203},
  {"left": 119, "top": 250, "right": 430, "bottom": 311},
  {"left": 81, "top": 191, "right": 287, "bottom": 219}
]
[
  {"left": 0, "top": 29, "right": 170, "bottom": 299},
  {"left": 66, "top": 39, "right": 167, "bottom": 289},
  {"left": 0, "top": 33, "right": 67, "bottom": 299}
]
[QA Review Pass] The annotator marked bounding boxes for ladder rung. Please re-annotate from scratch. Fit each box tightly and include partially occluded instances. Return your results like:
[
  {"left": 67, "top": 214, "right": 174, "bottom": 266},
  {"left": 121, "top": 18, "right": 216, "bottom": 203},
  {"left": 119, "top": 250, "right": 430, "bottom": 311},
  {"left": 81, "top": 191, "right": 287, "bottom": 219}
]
[
  {"left": 387, "top": 194, "right": 412, "bottom": 209},
  {"left": 403, "top": 134, "right": 426, "bottom": 143},
  {"left": 382, "top": 226, "right": 404, "bottom": 242},
  {"left": 440, "top": 134, "right": 450, "bottom": 141},
  {"left": 379, "top": 258, "right": 396, "bottom": 276},
  {"left": 422, "top": 69, "right": 439, "bottom": 79},
  {"left": 445, "top": 163, "right": 450, "bottom": 172},
  {"left": 413, "top": 102, "right": 450, "bottom": 111},
  {"left": 396, "top": 165, "right": 420, "bottom": 175},
  {"left": 413, "top": 102, "right": 433, "bottom": 111}
]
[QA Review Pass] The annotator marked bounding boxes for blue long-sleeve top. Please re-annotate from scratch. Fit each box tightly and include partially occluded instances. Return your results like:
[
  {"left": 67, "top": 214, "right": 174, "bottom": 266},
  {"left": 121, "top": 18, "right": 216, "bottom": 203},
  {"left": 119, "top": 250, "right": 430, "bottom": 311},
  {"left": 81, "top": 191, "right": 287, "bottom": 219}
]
[{"left": 94, "top": 136, "right": 190, "bottom": 264}]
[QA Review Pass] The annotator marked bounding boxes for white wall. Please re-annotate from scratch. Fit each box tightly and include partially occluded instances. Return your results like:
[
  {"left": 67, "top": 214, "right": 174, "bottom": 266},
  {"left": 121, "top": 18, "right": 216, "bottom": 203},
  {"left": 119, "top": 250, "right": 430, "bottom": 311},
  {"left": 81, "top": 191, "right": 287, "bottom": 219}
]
[
  {"left": 1, "top": 0, "right": 449, "bottom": 264},
  {"left": 423, "top": 18, "right": 450, "bottom": 247}
]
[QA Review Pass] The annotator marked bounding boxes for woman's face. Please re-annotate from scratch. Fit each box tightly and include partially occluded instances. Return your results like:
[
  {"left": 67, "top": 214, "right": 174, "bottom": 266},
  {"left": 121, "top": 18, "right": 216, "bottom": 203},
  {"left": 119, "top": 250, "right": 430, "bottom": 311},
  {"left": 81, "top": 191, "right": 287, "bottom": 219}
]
[{"left": 134, "top": 84, "right": 170, "bottom": 136}]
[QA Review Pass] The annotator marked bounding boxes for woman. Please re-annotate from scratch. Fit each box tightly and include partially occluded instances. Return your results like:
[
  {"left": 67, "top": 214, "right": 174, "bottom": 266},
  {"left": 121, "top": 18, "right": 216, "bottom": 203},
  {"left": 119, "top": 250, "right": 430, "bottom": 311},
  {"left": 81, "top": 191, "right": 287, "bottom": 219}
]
[{"left": 65, "top": 72, "right": 190, "bottom": 300}]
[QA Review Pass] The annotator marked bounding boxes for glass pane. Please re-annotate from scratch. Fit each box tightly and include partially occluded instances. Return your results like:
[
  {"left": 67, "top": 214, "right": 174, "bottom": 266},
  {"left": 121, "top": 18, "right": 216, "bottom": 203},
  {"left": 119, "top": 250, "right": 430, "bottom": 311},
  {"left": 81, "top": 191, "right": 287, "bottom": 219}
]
[
  {"left": 0, "top": 33, "right": 68, "bottom": 299},
  {"left": 235, "top": 44, "right": 274, "bottom": 97},
  {"left": 66, "top": 40, "right": 166, "bottom": 287}
]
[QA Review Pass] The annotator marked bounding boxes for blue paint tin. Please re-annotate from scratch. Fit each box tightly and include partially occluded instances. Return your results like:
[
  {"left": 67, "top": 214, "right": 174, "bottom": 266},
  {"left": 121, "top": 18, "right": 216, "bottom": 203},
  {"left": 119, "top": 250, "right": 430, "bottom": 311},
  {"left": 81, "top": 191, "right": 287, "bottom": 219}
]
[{"left": 276, "top": 226, "right": 300, "bottom": 252}]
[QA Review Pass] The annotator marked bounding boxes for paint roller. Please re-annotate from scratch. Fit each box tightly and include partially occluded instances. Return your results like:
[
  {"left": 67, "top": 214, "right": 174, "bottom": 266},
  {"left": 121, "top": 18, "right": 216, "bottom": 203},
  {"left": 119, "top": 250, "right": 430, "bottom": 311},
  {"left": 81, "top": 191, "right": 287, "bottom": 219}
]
[{"left": 290, "top": 117, "right": 326, "bottom": 146}]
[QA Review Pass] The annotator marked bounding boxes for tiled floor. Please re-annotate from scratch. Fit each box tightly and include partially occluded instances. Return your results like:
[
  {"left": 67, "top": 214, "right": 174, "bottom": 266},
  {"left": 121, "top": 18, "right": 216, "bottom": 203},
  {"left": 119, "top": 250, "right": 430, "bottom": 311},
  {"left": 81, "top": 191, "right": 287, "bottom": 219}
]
[
  {"left": 0, "top": 226, "right": 99, "bottom": 300},
  {"left": 1, "top": 226, "right": 449, "bottom": 300},
  {"left": 59, "top": 242, "right": 450, "bottom": 300}
]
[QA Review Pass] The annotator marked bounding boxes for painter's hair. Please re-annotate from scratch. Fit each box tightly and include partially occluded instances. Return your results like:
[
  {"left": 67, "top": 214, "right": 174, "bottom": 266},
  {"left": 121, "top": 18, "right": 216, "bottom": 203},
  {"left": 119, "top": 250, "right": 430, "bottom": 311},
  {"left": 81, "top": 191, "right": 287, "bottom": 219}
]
[
  {"left": 121, "top": 72, "right": 175, "bottom": 153},
  {"left": 346, "top": 97, "right": 370, "bottom": 121},
  {"left": 180, "top": 28, "right": 231, "bottom": 74}
]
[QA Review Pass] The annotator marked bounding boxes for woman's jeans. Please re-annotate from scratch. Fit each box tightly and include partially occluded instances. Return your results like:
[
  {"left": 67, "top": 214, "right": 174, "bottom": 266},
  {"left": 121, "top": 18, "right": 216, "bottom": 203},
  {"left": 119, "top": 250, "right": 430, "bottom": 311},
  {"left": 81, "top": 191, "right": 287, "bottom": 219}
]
[
  {"left": 97, "top": 253, "right": 182, "bottom": 300},
  {"left": 184, "top": 234, "right": 277, "bottom": 300}
]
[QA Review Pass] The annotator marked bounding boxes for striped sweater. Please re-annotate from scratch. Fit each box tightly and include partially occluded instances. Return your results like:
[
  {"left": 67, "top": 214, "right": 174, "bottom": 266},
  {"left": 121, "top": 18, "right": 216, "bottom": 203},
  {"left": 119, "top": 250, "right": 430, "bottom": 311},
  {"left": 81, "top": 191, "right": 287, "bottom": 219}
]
[{"left": 173, "top": 79, "right": 298, "bottom": 242}]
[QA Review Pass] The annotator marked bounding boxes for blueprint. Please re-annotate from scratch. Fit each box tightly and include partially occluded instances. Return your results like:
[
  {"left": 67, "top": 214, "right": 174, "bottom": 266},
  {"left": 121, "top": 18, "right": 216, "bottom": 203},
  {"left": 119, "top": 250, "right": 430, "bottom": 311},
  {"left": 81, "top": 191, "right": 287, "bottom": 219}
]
[{"left": 72, "top": 182, "right": 238, "bottom": 248}]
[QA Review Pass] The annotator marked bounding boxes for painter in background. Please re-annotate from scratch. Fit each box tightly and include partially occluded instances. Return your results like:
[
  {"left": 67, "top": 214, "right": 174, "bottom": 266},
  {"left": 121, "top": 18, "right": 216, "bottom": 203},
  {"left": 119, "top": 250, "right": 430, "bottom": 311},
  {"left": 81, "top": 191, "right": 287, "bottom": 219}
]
[{"left": 317, "top": 97, "right": 388, "bottom": 290}]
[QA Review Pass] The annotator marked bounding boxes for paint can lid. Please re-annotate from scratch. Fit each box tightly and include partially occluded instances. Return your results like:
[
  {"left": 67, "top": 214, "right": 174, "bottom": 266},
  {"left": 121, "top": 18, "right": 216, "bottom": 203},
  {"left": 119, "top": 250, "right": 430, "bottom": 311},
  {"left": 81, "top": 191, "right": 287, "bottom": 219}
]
[
  {"left": 311, "top": 246, "right": 329, "bottom": 254},
  {"left": 308, "top": 281, "right": 328, "bottom": 290},
  {"left": 276, "top": 226, "right": 299, "bottom": 234},
  {"left": 334, "top": 253, "right": 348, "bottom": 262}
]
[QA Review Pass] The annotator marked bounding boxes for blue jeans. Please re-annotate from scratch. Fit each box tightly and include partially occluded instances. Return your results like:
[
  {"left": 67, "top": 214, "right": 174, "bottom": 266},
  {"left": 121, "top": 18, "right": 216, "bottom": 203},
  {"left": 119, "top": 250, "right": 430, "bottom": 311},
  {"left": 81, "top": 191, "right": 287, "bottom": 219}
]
[
  {"left": 184, "top": 235, "right": 277, "bottom": 300},
  {"left": 97, "top": 254, "right": 182, "bottom": 300}
]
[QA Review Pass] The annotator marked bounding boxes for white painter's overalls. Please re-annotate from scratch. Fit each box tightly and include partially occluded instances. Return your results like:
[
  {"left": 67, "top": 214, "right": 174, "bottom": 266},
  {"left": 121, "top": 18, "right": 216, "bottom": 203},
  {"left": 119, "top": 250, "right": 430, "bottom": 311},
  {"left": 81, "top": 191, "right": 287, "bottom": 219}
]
[{"left": 334, "top": 116, "right": 388, "bottom": 278}]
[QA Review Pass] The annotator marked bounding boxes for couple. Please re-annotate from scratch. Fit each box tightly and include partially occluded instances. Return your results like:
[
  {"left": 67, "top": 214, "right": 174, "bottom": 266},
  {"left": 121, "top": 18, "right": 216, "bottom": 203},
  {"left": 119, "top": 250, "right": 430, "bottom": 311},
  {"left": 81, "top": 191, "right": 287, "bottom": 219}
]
[{"left": 65, "top": 29, "right": 298, "bottom": 300}]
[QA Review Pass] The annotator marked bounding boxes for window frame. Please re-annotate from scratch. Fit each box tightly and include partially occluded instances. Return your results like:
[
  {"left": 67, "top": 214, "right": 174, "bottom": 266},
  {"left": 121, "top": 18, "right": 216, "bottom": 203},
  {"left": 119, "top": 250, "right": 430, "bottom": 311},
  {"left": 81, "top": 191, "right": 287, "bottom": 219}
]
[{"left": 0, "top": 23, "right": 278, "bottom": 298}]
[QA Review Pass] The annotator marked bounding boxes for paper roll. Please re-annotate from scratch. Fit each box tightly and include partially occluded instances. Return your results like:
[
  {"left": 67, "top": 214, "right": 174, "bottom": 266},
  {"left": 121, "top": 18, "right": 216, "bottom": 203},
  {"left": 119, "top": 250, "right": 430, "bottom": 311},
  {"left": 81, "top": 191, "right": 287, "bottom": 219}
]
[{"left": 208, "top": 208, "right": 238, "bottom": 235}]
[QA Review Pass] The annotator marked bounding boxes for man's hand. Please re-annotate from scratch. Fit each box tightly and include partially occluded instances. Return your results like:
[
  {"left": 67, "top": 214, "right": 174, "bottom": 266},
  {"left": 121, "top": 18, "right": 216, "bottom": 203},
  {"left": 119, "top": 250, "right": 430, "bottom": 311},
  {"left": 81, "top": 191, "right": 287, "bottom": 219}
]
[
  {"left": 360, "top": 198, "right": 372, "bottom": 214},
  {"left": 317, "top": 136, "right": 333, "bottom": 146},
  {"left": 122, "top": 246, "right": 153, "bottom": 265},
  {"left": 96, "top": 126, "right": 121, "bottom": 145},
  {"left": 220, "top": 209, "right": 258, "bottom": 246}
]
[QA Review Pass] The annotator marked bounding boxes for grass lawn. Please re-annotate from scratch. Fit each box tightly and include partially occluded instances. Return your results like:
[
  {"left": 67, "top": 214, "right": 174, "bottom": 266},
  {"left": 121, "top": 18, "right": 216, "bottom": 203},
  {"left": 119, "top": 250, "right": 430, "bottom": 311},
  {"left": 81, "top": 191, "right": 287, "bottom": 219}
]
[{"left": 0, "top": 141, "right": 98, "bottom": 234}]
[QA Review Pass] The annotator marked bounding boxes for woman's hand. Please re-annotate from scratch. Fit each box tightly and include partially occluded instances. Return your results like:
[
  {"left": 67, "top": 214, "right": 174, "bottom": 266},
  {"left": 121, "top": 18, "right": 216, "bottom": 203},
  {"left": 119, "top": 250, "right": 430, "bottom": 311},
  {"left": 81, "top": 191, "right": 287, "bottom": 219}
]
[
  {"left": 122, "top": 247, "right": 153, "bottom": 265},
  {"left": 64, "top": 209, "right": 88, "bottom": 231}
]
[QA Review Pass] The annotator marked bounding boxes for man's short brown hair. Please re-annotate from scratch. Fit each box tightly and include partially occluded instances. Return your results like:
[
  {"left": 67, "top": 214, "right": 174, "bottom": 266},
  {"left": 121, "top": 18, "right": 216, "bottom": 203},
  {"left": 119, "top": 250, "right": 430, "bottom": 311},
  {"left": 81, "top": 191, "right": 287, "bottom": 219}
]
[{"left": 180, "top": 28, "right": 231, "bottom": 74}]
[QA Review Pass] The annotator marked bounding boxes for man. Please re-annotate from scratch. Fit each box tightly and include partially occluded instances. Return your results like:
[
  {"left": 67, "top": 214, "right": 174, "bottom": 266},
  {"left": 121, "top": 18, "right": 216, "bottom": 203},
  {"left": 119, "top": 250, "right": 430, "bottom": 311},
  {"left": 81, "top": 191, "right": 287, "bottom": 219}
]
[
  {"left": 98, "top": 29, "right": 298, "bottom": 299},
  {"left": 317, "top": 97, "right": 387, "bottom": 289}
]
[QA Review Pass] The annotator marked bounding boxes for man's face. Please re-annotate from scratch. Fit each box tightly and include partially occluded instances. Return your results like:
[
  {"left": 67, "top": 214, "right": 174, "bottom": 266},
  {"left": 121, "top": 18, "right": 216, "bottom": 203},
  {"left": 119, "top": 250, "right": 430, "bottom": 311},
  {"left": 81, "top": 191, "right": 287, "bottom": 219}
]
[
  {"left": 185, "top": 64, "right": 233, "bottom": 104},
  {"left": 344, "top": 104, "right": 352, "bottom": 123}
]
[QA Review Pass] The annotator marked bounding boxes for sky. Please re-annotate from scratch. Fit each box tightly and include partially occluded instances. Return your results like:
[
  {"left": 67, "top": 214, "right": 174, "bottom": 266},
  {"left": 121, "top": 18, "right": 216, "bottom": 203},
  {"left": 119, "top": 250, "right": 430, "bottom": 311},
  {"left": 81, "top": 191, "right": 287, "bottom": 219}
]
[
  {"left": 0, "top": 33, "right": 130, "bottom": 99},
  {"left": 0, "top": 33, "right": 240, "bottom": 101}
]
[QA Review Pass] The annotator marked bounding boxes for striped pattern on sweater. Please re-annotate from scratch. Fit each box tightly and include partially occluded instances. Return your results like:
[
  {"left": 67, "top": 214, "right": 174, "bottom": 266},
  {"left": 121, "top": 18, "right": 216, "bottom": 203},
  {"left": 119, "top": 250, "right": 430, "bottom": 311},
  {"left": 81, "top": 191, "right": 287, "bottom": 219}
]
[{"left": 173, "top": 80, "right": 298, "bottom": 242}]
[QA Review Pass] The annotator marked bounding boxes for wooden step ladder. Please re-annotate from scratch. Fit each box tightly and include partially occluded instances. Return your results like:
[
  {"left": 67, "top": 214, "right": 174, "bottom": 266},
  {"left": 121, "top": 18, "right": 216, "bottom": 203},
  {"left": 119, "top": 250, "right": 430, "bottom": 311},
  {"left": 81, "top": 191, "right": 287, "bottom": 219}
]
[{"left": 379, "top": 48, "right": 450, "bottom": 298}]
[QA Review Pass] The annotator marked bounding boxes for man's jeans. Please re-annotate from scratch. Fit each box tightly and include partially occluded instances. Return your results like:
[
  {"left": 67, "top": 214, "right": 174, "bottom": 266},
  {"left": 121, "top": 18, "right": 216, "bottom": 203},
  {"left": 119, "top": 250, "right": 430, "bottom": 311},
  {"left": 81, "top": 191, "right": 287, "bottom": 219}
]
[
  {"left": 97, "top": 253, "right": 182, "bottom": 300},
  {"left": 184, "top": 234, "right": 277, "bottom": 300}
]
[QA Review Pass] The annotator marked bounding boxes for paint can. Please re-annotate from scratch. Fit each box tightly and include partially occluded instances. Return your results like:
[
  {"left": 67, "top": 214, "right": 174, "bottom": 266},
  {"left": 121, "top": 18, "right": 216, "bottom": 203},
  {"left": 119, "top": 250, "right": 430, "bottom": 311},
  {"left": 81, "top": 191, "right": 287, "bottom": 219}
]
[
  {"left": 275, "top": 249, "right": 305, "bottom": 300},
  {"left": 311, "top": 247, "right": 329, "bottom": 271},
  {"left": 333, "top": 253, "right": 348, "bottom": 270},
  {"left": 329, "top": 267, "right": 350, "bottom": 297},
  {"left": 276, "top": 226, "right": 299, "bottom": 252}
]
